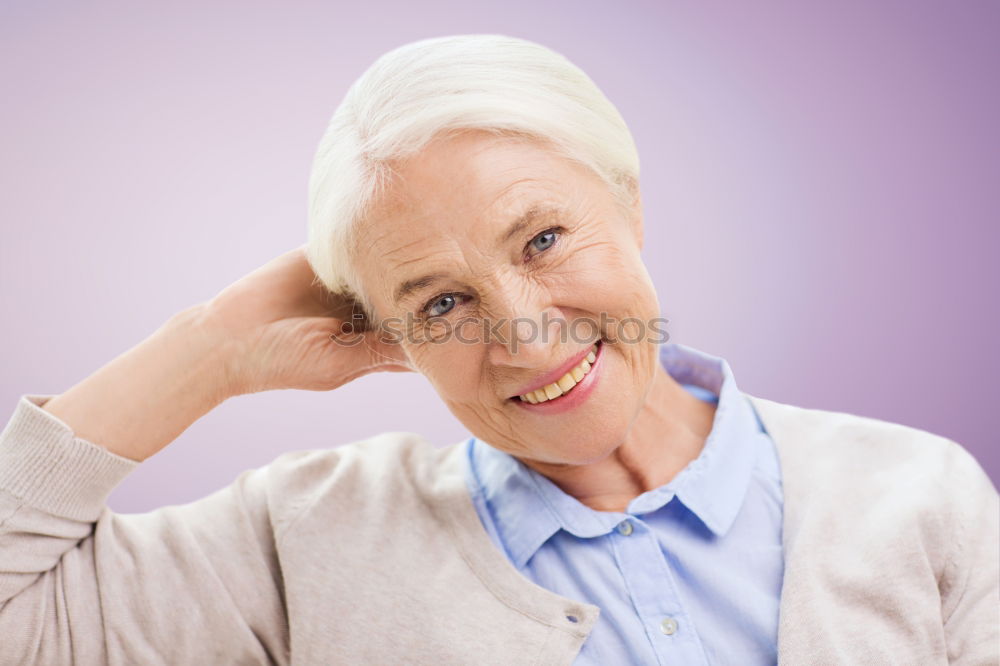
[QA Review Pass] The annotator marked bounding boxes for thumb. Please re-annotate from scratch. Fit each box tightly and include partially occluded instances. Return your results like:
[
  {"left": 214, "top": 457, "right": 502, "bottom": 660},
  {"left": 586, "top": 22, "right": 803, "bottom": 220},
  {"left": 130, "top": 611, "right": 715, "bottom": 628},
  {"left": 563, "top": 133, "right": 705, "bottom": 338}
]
[
  {"left": 366, "top": 332, "right": 415, "bottom": 372},
  {"left": 330, "top": 325, "right": 415, "bottom": 373}
]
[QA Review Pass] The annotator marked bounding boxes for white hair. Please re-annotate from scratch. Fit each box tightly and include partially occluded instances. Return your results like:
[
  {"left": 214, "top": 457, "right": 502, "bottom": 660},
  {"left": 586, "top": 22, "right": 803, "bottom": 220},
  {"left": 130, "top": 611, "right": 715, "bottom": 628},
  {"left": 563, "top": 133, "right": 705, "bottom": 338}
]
[{"left": 305, "top": 33, "right": 640, "bottom": 320}]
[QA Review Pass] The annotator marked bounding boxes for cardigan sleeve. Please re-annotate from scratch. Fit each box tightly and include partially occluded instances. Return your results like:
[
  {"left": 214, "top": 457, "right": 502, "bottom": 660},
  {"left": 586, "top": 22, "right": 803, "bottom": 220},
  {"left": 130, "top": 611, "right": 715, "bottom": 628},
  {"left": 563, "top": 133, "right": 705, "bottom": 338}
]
[
  {"left": 0, "top": 394, "right": 294, "bottom": 665},
  {"left": 938, "top": 438, "right": 1000, "bottom": 665}
]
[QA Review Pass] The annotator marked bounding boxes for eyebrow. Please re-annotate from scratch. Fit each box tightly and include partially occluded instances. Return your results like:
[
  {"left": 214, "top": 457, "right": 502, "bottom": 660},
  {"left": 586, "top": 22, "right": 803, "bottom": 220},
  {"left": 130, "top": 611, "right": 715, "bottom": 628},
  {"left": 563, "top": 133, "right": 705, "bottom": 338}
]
[
  {"left": 497, "top": 204, "right": 566, "bottom": 245},
  {"left": 394, "top": 272, "right": 450, "bottom": 306},
  {"left": 392, "top": 205, "right": 568, "bottom": 306}
]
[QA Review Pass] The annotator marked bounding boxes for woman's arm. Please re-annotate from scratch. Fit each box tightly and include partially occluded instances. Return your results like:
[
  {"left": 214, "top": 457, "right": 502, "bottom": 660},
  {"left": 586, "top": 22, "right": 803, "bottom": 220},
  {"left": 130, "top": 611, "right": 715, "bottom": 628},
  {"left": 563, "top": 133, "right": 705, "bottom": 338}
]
[
  {"left": 0, "top": 399, "right": 292, "bottom": 663},
  {"left": 39, "top": 304, "right": 231, "bottom": 462},
  {"left": 0, "top": 246, "right": 411, "bottom": 663},
  {"left": 41, "top": 245, "right": 412, "bottom": 463}
]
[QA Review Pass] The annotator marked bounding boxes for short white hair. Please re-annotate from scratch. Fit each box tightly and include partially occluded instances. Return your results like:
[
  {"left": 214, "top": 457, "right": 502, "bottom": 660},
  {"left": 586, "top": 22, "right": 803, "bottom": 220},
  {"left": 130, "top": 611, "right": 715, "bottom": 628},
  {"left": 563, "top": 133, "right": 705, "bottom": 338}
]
[{"left": 305, "top": 33, "right": 640, "bottom": 320}]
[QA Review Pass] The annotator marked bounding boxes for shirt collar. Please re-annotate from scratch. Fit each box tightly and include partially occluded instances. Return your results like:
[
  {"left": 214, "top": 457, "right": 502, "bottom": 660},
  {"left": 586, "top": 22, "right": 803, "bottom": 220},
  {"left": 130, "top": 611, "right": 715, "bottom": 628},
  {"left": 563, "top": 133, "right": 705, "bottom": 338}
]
[{"left": 466, "top": 341, "right": 767, "bottom": 570}]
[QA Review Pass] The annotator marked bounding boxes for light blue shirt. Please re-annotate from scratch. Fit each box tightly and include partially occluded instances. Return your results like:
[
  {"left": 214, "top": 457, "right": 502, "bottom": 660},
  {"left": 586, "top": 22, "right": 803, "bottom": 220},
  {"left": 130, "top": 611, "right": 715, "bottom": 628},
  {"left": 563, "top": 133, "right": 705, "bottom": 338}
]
[{"left": 463, "top": 342, "right": 785, "bottom": 665}]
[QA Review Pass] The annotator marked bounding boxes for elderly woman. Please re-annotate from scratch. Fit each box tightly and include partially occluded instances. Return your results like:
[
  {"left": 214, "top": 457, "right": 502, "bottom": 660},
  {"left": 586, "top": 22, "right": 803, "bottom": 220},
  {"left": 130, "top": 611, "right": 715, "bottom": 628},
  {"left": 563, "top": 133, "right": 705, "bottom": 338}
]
[{"left": 0, "top": 35, "right": 996, "bottom": 666}]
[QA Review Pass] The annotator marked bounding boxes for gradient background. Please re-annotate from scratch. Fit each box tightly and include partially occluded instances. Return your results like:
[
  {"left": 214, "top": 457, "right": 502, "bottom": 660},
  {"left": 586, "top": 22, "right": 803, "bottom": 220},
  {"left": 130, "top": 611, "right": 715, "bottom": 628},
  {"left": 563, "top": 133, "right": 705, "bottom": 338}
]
[{"left": 1, "top": 1, "right": 997, "bottom": 512}]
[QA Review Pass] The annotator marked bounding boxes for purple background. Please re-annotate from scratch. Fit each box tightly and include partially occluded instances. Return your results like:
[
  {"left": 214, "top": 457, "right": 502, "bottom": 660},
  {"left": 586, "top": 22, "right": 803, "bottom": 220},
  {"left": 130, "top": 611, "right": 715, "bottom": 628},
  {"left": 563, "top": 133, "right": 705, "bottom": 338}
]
[{"left": 1, "top": 1, "right": 996, "bottom": 512}]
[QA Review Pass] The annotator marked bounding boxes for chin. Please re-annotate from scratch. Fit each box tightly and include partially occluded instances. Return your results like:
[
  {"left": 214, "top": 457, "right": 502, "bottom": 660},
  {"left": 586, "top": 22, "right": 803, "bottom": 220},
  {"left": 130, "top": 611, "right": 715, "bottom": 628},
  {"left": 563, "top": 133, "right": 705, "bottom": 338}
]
[{"left": 527, "top": 420, "right": 631, "bottom": 466}]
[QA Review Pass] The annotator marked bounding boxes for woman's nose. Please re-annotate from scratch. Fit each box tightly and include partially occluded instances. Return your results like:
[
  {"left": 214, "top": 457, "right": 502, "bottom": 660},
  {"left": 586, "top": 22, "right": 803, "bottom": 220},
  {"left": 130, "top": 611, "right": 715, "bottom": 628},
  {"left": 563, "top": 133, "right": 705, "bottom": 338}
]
[{"left": 485, "top": 306, "right": 566, "bottom": 368}]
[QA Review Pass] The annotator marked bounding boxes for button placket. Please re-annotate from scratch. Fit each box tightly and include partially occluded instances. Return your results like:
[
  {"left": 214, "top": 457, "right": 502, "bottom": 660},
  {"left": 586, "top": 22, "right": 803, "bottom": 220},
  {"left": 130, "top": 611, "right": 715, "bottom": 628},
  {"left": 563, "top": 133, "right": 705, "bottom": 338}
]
[{"left": 606, "top": 516, "right": 711, "bottom": 664}]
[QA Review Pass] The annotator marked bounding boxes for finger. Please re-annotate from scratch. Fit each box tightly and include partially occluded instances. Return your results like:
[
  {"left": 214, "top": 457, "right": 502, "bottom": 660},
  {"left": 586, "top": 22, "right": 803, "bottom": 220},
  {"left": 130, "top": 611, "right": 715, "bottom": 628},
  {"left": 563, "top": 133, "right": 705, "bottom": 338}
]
[
  {"left": 327, "top": 326, "right": 413, "bottom": 373},
  {"left": 256, "top": 245, "right": 354, "bottom": 320},
  {"left": 363, "top": 333, "right": 413, "bottom": 371}
]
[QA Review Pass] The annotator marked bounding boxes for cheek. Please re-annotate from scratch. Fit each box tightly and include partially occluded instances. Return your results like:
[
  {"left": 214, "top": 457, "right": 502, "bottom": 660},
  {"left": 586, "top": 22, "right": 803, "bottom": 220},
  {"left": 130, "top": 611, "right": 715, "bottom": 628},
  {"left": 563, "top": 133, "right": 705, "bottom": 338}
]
[
  {"left": 408, "top": 339, "right": 485, "bottom": 400},
  {"left": 553, "top": 244, "right": 657, "bottom": 318}
]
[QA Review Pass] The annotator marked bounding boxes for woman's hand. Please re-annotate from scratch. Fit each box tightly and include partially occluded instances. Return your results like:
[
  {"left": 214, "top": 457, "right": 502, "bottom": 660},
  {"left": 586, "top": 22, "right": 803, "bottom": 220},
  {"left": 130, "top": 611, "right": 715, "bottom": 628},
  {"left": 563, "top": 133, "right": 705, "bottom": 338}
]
[
  {"left": 40, "top": 245, "right": 412, "bottom": 463},
  {"left": 203, "top": 244, "right": 413, "bottom": 397}
]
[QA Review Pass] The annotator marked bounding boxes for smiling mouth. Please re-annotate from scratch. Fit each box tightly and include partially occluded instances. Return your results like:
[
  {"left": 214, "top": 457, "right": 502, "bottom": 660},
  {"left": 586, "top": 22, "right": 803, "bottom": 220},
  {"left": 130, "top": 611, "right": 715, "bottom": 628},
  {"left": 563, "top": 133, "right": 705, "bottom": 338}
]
[{"left": 511, "top": 341, "right": 601, "bottom": 404}]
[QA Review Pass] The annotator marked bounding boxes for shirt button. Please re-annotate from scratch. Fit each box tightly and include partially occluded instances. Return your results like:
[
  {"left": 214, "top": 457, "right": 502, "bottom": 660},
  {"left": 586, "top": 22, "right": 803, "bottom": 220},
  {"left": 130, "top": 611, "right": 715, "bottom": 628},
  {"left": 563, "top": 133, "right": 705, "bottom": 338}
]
[
  {"left": 660, "top": 617, "right": 678, "bottom": 635},
  {"left": 616, "top": 520, "right": 634, "bottom": 536}
]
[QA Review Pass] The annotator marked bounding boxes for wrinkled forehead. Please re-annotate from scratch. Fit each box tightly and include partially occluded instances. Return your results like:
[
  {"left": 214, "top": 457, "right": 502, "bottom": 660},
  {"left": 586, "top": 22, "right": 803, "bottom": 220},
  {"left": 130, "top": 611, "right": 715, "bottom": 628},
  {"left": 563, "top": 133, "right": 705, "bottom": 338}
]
[{"left": 371, "top": 132, "right": 580, "bottom": 227}]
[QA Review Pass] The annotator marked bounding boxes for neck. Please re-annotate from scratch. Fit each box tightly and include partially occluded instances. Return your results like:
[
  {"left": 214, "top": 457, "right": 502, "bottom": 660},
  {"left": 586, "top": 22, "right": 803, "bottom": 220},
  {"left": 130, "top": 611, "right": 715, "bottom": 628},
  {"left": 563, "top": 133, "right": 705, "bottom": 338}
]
[{"left": 521, "top": 363, "right": 717, "bottom": 512}]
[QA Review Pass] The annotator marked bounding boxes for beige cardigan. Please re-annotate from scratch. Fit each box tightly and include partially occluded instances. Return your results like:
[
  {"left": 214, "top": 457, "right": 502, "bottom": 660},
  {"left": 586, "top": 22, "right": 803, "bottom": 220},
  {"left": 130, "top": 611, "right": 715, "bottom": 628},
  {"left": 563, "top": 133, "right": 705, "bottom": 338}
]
[{"left": 0, "top": 391, "right": 997, "bottom": 665}]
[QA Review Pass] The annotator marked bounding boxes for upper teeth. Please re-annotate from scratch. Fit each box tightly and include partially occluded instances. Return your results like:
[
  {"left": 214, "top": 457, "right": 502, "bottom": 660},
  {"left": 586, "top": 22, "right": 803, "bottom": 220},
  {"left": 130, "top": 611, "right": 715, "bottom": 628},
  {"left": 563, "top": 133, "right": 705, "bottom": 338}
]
[{"left": 519, "top": 345, "right": 598, "bottom": 404}]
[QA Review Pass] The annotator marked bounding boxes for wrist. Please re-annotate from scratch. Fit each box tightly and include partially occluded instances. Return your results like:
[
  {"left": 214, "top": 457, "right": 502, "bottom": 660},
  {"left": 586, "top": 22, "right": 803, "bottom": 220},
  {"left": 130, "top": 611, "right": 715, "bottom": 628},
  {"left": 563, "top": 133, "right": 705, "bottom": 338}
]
[
  {"left": 40, "top": 305, "right": 235, "bottom": 462},
  {"left": 162, "top": 303, "right": 240, "bottom": 404}
]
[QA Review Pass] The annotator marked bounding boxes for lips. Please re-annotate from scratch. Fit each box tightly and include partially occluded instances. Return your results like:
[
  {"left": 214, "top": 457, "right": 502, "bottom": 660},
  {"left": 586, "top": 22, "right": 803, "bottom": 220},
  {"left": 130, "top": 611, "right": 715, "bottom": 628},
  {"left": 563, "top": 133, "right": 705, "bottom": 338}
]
[
  {"left": 508, "top": 340, "right": 602, "bottom": 401},
  {"left": 511, "top": 338, "right": 605, "bottom": 413}
]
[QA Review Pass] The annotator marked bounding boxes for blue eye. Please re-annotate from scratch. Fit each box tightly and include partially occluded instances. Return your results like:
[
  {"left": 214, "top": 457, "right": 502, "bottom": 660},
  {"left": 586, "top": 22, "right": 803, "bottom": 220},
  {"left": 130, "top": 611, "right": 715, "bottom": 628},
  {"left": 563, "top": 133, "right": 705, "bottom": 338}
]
[
  {"left": 529, "top": 229, "right": 559, "bottom": 254},
  {"left": 424, "top": 294, "right": 457, "bottom": 317}
]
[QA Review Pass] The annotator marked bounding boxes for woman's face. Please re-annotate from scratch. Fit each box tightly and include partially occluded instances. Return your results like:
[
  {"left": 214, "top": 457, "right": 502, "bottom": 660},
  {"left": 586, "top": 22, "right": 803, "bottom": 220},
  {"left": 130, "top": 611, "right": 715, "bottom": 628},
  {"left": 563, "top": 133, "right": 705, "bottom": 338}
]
[{"left": 354, "top": 130, "right": 664, "bottom": 465}]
